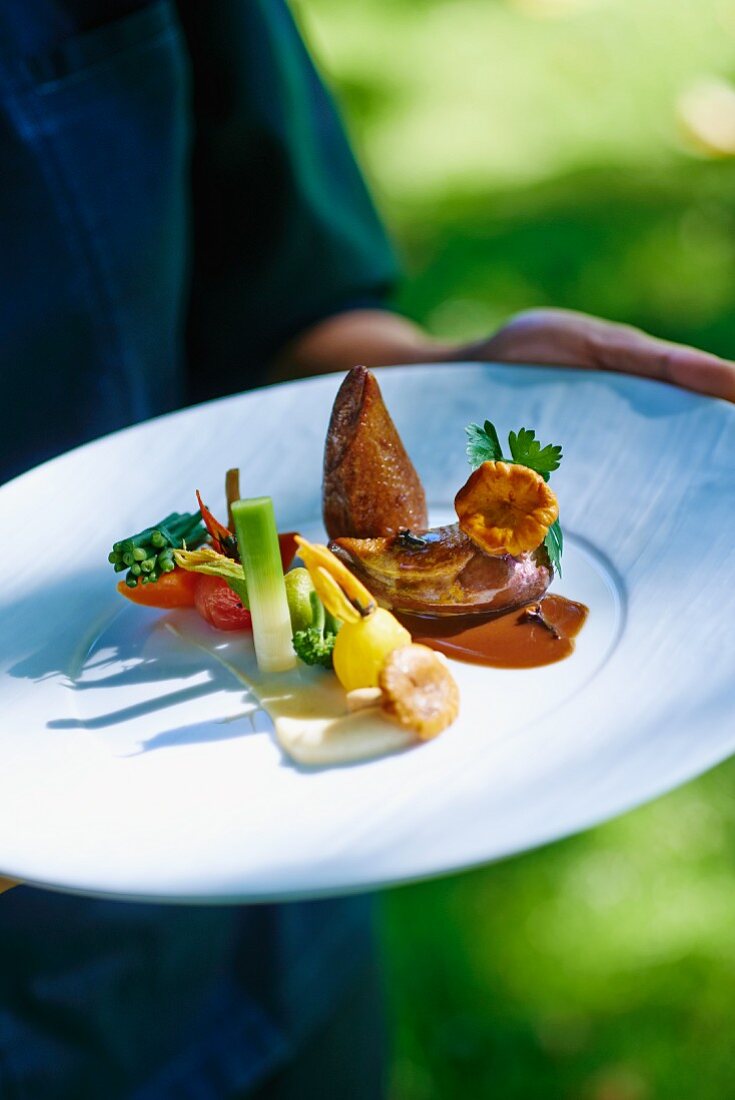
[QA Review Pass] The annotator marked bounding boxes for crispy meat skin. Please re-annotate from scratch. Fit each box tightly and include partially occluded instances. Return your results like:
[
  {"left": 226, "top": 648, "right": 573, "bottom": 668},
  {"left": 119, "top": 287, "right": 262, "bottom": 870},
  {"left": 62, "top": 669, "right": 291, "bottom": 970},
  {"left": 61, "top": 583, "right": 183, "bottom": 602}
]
[
  {"left": 323, "top": 366, "right": 428, "bottom": 538},
  {"left": 331, "top": 524, "right": 552, "bottom": 616},
  {"left": 322, "top": 366, "right": 551, "bottom": 614}
]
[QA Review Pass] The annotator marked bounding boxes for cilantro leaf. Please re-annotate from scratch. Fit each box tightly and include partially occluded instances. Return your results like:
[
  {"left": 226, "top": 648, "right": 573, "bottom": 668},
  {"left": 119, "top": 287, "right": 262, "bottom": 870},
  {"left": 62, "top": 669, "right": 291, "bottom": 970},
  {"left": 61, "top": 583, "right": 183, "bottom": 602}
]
[
  {"left": 507, "top": 428, "right": 562, "bottom": 482},
  {"left": 465, "top": 420, "right": 504, "bottom": 469},
  {"left": 544, "top": 519, "right": 564, "bottom": 577}
]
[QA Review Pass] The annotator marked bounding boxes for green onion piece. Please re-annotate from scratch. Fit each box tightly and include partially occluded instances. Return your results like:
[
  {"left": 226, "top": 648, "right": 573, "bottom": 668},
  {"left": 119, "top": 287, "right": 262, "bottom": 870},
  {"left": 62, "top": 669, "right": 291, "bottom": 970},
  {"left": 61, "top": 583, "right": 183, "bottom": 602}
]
[
  {"left": 231, "top": 497, "right": 296, "bottom": 674},
  {"left": 185, "top": 527, "right": 208, "bottom": 550}
]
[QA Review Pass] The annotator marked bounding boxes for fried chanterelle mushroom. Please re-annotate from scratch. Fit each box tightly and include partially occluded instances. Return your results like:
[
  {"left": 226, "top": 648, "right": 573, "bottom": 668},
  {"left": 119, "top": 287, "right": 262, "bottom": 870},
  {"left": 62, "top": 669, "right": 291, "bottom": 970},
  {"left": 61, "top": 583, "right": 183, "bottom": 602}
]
[
  {"left": 454, "top": 461, "right": 558, "bottom": 557},
  {"left": 379, "top": 644, "right": 460, "bottom": 740}
]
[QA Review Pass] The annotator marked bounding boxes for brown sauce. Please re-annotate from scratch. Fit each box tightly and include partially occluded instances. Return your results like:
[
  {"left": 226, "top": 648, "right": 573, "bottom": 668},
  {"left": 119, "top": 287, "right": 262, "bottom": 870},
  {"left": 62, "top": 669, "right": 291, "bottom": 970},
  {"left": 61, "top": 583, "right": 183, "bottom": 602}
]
[{"left": 398, "top": 595, "right": 588, "bottom": 670}]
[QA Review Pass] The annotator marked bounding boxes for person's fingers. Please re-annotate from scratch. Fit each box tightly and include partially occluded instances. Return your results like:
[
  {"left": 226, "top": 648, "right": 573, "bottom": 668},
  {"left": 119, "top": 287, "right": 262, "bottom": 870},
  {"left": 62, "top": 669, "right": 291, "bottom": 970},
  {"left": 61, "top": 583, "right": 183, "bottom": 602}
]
[
  {"left": 469, "top": 308, "right": 590, "bottom": 367},
  {"left": 589, "top": 321, "right": 735, "bottom": 402},
  {"left": 466, "top": 308, "right": 735, "bottom": 402},
  {"left": 652, "top": 342, "right": 735, "bottom": 403}
]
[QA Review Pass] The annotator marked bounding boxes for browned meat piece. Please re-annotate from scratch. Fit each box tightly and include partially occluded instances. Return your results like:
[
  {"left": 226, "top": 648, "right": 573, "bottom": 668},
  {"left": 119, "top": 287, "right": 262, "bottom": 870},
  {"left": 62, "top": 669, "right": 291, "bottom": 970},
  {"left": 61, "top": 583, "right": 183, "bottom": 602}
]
[
  {"left": 323, "top": 366, "right": 428, "bottom": 539},
  {"left": 331, "top": 523, "right": 551, "bottom": 616}
]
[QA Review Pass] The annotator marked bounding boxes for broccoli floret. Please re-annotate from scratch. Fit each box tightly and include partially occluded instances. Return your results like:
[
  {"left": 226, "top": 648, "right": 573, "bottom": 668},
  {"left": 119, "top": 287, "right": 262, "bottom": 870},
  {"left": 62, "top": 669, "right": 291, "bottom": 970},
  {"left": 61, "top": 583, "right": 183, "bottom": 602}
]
[
  {"left": 292, "top": 626, "right": 337, "bottom": 669},
  {"left": 291, "top": 589, "right": 339, "bottom": 669}
]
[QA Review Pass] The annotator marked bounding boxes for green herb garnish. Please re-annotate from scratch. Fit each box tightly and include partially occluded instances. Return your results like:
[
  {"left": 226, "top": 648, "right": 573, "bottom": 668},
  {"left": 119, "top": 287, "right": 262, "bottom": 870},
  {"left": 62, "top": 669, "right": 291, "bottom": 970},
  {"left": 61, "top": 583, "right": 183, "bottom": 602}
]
[
  {"left": 507, "top": 428, "right": 562, "bottom": 481},
  {"left": 544, "top": 518, "right": 564, "bottom": 576},
  {"left": 465, "top": 420, "right": 503, "bottom": 466}
]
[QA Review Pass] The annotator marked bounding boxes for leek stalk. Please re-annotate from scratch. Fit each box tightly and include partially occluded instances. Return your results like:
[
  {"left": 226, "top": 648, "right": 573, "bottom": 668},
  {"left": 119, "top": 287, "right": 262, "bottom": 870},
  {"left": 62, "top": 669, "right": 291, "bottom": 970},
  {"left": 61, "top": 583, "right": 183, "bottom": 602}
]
[{"left": 231, "top": 497, "right": 296, "bottom": 673}]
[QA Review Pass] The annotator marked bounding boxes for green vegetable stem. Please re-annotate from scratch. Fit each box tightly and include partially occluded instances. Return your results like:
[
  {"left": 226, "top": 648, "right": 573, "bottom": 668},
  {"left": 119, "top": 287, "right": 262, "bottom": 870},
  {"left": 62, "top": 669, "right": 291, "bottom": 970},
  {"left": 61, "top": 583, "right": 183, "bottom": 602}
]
[
  {"left": 108, "top": 510, "right": 207, "bottom": 587},
  {"left": 231, "top": 497, "right": 296, "bottom": 674}
]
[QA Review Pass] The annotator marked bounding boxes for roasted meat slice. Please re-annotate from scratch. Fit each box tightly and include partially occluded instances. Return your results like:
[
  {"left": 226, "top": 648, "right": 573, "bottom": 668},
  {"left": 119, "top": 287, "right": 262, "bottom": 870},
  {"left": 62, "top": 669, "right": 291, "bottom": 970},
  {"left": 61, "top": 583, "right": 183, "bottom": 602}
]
[
  {"left": 331, "top": 524, "right": 552, "bottom": 617},
  {"left": 323, "top": 365, "right": 428, "bottom": 539}
]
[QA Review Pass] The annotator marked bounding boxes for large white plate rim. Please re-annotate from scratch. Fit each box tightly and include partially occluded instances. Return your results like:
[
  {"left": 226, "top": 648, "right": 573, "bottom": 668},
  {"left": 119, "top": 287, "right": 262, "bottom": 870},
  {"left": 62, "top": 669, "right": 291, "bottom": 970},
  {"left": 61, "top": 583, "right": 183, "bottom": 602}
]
[{"left": 0, "top": 364, "right": 733, "bottom": 902}]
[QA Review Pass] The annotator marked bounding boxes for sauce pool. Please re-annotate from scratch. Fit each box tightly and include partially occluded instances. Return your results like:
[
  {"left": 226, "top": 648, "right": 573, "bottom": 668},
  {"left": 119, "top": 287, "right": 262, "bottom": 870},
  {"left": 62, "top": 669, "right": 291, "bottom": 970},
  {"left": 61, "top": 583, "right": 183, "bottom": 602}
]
[{"left": 399, "top": 594, "right": 588, "bottom": 670}]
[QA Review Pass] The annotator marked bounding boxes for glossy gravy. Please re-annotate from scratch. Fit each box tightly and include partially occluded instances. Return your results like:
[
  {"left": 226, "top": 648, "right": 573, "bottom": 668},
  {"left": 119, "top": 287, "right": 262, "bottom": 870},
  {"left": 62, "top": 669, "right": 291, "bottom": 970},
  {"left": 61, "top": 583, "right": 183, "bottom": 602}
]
[{"left": 400, "top": 595, "right": 588, "bottom": 670}]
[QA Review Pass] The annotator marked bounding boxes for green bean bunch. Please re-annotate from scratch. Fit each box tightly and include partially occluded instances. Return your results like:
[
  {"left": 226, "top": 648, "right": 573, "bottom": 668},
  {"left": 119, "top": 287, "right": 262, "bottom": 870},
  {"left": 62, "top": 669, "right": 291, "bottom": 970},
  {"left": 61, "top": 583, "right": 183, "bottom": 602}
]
[{"left": 108, "top": 512, "right": 207, "bottom": 587}]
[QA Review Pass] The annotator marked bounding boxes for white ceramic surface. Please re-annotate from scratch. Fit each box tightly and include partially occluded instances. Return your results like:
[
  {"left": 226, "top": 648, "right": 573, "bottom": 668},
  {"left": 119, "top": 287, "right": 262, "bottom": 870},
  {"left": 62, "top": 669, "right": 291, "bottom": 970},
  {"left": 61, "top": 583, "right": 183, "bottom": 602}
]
[{"left": 0, "top": 364, "right": 733, "bottom": 902}]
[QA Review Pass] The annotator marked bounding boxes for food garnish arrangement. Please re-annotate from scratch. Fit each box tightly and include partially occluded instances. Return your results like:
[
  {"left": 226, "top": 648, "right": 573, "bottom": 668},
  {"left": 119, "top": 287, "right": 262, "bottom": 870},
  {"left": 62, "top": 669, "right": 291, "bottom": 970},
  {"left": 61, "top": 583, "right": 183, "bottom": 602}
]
[{"left": 108, "top": 367, "right": 587, "bottom": 765}]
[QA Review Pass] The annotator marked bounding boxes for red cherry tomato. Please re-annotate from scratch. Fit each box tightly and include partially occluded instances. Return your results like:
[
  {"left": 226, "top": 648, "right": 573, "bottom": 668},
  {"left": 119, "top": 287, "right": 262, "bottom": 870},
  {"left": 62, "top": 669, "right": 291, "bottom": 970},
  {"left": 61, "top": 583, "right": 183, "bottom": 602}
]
[
  {"left": 194, "top": 575, "right": 252, "bottom": 632},
  {"left": 278, "top": 531, "right": 299, "bottom": 571}
]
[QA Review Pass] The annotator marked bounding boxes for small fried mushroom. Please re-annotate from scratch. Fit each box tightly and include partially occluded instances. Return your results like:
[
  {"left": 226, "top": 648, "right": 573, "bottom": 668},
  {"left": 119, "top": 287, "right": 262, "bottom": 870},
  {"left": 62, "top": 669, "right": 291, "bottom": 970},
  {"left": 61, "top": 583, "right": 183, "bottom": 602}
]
[
  {"left": 379, "top": 644, "right": 460, "bottom": 740},
  {"left": 455, "top": 460, "right": 558, "bottom": 557}
]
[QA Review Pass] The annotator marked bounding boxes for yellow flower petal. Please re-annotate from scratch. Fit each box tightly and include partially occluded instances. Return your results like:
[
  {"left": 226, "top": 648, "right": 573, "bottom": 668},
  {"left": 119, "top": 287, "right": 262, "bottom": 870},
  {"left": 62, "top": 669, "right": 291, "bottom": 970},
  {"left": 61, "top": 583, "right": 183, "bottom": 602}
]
[
  {"left": 311, "top": 566, "right": 361, "bottom": 624},
  {"left": 295, "top": 536, "right": 376, "bottom": 616}
]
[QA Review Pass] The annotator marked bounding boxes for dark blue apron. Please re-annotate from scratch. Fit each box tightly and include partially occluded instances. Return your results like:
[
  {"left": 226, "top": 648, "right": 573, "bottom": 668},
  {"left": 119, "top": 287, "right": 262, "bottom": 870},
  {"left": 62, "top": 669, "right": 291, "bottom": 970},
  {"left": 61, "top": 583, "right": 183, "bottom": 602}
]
[
  {"left": 0, "top": 3, "right": 186, "bottom": 482},
  {"left": 0, "top": 2, "right": 388, "bottom": 1093}
]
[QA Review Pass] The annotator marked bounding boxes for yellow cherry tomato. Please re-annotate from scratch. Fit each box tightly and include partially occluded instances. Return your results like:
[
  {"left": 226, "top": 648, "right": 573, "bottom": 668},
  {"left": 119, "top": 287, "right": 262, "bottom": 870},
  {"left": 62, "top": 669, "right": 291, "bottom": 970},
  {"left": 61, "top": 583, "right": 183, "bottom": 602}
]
[{"left": 332, "top": 608, "right": 411, "bottom": 692}]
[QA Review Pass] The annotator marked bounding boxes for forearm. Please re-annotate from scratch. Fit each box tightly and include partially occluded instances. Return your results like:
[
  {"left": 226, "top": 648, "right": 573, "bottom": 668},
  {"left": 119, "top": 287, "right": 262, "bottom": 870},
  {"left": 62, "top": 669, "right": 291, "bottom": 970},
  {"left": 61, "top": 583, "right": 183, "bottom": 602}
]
[
  {"left": 271, "top": 304, "right": 735, "bottom": 403},
  {"left": 270, "top": 309, "right": 453, "bottom": 382},
  {"left": 271, "top": 305, "right": 601, "bottom": 381}
]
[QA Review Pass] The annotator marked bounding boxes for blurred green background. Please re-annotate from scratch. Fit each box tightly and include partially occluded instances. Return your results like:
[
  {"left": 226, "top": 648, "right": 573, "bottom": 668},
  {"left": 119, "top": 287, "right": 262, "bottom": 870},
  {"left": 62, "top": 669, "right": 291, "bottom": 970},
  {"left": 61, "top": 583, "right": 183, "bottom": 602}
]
[{"left": 296, "top": 1, "right": 735, "bottom": 1097}]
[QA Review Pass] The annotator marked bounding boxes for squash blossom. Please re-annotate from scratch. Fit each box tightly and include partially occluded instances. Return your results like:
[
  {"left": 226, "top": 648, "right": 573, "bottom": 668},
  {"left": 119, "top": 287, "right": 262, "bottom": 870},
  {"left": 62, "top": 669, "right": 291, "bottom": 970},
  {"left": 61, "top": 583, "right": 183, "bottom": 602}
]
[{"left": 295, "top": 537, "right": 410, "bottom": 692}]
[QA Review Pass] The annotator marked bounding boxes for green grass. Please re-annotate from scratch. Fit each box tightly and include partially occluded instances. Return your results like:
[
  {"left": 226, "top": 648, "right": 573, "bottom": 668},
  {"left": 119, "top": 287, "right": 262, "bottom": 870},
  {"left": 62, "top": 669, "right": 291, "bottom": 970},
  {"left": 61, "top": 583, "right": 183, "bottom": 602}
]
[
  {"left": 298, "top": 0, "right": 735, "bottom": 356},
  {"left": 296, "top": 1, "right": 735, "bottom": 1095},
  {"left": 381, "top": 763, "right": 735, "bottom": 1099}
]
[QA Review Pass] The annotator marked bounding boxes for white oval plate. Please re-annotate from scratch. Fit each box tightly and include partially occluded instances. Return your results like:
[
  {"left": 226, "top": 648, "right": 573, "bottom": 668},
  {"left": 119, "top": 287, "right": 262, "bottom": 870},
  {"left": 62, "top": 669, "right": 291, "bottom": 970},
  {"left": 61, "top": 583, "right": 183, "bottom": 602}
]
[{"left": 1, "top": 365, "right": 733, "bottom": 902}]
